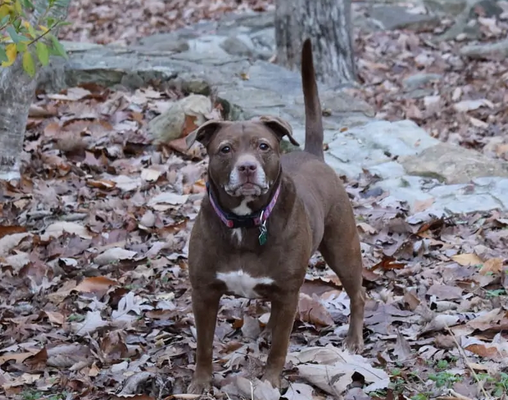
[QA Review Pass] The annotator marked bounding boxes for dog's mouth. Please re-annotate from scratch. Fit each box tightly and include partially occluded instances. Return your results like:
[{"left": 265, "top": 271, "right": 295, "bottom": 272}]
[{"left": 225, "top": 182, "right": 268, "bottom": 197}]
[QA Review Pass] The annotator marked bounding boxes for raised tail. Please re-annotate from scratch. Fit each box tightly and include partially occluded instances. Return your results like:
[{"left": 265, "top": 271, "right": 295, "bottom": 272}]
[{"left": 301, "top": 38, "right": 324, "bottom": 161}]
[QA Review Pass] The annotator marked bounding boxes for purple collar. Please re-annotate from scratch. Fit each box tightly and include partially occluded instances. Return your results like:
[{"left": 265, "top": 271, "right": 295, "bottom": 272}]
[{"left": 206, "top": 182, "right": 281, "bottom": 231}]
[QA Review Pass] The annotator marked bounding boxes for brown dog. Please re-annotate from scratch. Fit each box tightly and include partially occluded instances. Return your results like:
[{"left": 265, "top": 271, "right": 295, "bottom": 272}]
[{"left": 185, "top": 39, "right": 365, "bottom": 393}]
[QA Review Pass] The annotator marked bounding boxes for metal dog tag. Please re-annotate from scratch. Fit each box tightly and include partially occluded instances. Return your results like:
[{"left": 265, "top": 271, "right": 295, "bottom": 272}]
[{"left": 258, "top": 222, "right": 268, "bottom": 246}]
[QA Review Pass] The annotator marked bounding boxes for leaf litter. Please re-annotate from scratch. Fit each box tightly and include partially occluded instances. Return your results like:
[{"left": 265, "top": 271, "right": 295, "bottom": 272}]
[{"left": 1, "top": 1, "right": 508, "bottom": 400}]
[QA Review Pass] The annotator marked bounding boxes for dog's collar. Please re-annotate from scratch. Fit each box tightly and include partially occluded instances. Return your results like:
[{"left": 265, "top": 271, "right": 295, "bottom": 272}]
[{"left": 206, "top": 181, "right": 281, "bottom": 230}]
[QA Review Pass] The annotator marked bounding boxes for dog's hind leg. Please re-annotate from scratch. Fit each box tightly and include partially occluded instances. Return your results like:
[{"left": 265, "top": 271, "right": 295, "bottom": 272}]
[{"left": 318, "top": 206, "right": 365, "bottom": 353}]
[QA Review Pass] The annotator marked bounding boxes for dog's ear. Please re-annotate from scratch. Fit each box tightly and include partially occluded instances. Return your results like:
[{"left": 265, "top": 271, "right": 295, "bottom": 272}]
[
  {"left": 186, "top": 120, "right": 227, "bottom": 149},
  {"left": 258, "top": 116, "right": 300, "bottom": 146}
]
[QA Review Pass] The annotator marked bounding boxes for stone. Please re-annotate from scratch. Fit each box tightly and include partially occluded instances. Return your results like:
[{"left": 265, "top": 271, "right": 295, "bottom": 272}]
[
  {"left": 473, "top": 177, "right": 508, "bottom": 209},
  {"left": 325, "top": 120, "right": 439, "bottom": 180},
  {"left": 423, "top": 0, "right": 469, "bottom": 15},
  {"left": 369, "top": 5, "right": 440, "bottom": 32},
  {"left": 460, "top": 39, "right": 508, "bottom": 60},
  {"left": 220, "top": 36, "right": 254, "bottom": 57},
  {"left": 402, "top": 73, "right": 442, "bottom": 91},
  {"left": 373, "top": 177, "right": 436, "bottom": 212},
  {"left": 401, "top": 143, "right": 508, "bottom": 184},
  {"left": 134, "top": 34, "right": 190, "bottom": 53},
  {"left": 148, "top": 95, "right": 212, "bottom": 144}
]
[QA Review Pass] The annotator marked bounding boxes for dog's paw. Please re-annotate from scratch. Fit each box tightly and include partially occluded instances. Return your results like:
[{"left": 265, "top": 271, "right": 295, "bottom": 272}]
[
  {"left": 344, "top": 334, "right": 364, "bottom": 354},
  {"left": 261, "top": 372, "right": 281, "bottom": 389},
  {"left": 187, "top": 377, "right": 212, "bottom": 394}
]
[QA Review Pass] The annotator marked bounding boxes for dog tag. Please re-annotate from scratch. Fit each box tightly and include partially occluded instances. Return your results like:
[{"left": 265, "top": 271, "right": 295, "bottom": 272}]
[{"left": 258, "top": 224, "right": 268, "bottom": 246}]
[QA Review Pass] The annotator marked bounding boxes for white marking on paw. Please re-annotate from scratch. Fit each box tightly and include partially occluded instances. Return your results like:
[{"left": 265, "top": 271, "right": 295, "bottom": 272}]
[
  {"left": 216, "top": 270, "right": 274, "bottom": 298},
  {"left": 232, "top": 197, "right": 253, "bottom": 216},
  {"left": 231, "top": 228, "right": 243, "bottom": 243}
]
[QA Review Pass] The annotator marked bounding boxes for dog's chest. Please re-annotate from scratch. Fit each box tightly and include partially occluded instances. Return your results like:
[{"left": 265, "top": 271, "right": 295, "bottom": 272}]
[{"left": 216, "top": 270, "right": 273, "bottom": 298}]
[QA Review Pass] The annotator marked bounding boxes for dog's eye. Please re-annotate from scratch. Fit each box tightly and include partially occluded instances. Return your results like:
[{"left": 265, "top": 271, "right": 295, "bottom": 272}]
[
  {"left": 220, "top": 145, "right": 231, "bottom": 154},
  {"left": 259, "top": 143, "right": 270, "bottom": 151}
]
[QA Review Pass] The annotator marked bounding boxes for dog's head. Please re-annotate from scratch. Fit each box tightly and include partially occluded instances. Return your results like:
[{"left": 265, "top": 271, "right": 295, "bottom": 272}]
[{"left": 186, "top": 117, "right": 299, "bottom": 198}]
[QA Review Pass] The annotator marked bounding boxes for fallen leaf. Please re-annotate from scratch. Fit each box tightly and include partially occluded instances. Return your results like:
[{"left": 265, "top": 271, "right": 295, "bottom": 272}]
[
  {"left": 72, "top": 311, "right": 109, "bottom": 336},
  {"left": 478, "top": 258, "right": 503, "bottom": 275},
  {"left": 94, "top": 248, "right": 137, "bottom": 266},
  {"left": 451, "top": 253, "right": 483, "bottom": 266},
  {"left": 290, "top": 345, "right": 389, "bottom": 395},
  {"left": 74, "top": 276, "right": 117, "bottom": 297},
  {"left": 41, "top": 222, "right": 92, "bottom": 240},
  {"left": 297, "top": 293, "right": 334, "bottom": 326}
]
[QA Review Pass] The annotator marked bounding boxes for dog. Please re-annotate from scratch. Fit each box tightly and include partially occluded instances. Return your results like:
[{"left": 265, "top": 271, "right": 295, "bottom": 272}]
[{"left": 185, "top": 39, "right": 365, "bottom": 393}]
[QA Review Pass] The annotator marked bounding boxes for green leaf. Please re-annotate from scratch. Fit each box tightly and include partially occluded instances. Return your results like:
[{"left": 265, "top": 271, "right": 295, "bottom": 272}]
[
  {"left": 22, "top": 50, "right": 35, "bottom": 77},
  {"left": 14, "top": 0, "right": 22, "bottom": 15},
  {"left": 22, "top": 0, "right": 35, "bottom": 10},
  {"left": 36, "top": 41, "right": 49, "bottom": 65},
  {"left": 25, "top": 21, "right": 37, "bottom": 39},
  {"left": 0, "top": 15, "right": 9, "bottom": 27},
  {"left": 0, "top": 46, "right": 7, "bottom": 63},
  {"left": 16, "top": 42, "right": 27, "bottom": 52},
  {"left": 49, "top": 34, "right": 67, "bottom": 59},
  {"left": 7, "top": 26, "right": 23, "bottom": 43}
]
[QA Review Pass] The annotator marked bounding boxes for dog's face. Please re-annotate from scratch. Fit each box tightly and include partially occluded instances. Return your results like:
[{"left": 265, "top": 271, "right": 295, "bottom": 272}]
[{"left": 187, "top": 117, "right": 299, "bottom": 198}]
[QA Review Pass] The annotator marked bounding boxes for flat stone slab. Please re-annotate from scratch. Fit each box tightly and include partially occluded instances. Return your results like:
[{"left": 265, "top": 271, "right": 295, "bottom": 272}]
[
  {"left": 401, "top": 143, "right": 508, "bottom": 184},
  {"left": 369, "top": 5, "right": 440, "bottom": 32}
]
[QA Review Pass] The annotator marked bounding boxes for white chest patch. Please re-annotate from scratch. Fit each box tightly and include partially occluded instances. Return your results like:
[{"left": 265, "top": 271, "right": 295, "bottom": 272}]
[
  {"left": 231, "top": 228, "right": 243, "bottom": 243},
  {"left": 216, "top": 270, "right": 274, "bottom": 298},
  {"left": 232, "top": 197, "right": 253, "bottom": 216}
]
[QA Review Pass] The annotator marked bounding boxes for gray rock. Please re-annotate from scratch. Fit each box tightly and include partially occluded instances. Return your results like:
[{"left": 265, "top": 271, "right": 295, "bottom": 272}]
[
  {"left": 401, "top": 143, "right": 508, "bottom": 184},
  {"left": 373, "top": 177, "right": 435, "bottom": 211},
  {"left": 325, "top": 120, "right": 439, "bottom": 180},
  {"left": 134, "top": 34, "right": 190, "bottom": 53},
  {"left": 424, "top": 0, "right": 469, "bottom": 15},
  {"left": 418, "top": 193, "right": 502, "bottom": 218},
  {"left": 220, "top": 36, "right": 254, "bottom": 57},
  {"left": 369, "top": 5, "right": 440, "bottom": 32},
  {"left": 460, "top": 39, "right": 508, "bottom": 60},
  {"left": 473, "top": 177, "right": 508, "bottom": 209},
  {"left": 403, "top": 73, "right": 442, "bottom": 90}
]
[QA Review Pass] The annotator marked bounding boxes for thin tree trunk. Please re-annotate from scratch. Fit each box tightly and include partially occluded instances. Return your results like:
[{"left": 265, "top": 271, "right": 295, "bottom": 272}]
[
  {"left": 275, "top": 0, "right": 356, "bottom": 87},
  {"left": 0, "top": 0, "right": 70, "bottom": 180}
]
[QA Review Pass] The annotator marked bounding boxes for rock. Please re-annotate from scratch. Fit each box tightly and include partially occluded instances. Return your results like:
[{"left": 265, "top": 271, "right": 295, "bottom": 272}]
[
  {"left": 402, "top": 73, "right": 442, "bottom": 91},
  {"left": 401, "top": 143, "right": 508, "bottom": 184},
  {"left": 134, "top": 34, "right": 190, "bottom": 53},
  {"left": 469, "top": 0, "right": 503, "bottom": 18},
  {"left": 369, "top": 5, "right": 440, "bottom": 32},
  {"left": 148, "top": 95, "right": 213, "bottom": 144},
  {"left": 424, "top": 0, "right": 469, "bottom": 15},
  {"left": 473, "top": 177, "right": 508, "bottom": 209},
  {"left": 220, "top": 36, "right": 254, "bottom": 57},
  {"left": 460, "top": 38, "right": 508, "bottom": 60},
  {"left": 325, "top": 120, "right": 439, "bottom": 180}
]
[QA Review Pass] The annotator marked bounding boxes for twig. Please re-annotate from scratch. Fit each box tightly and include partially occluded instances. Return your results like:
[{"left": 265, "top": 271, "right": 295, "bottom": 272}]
[{"left": 445, "top": 325, "right": 492, "bottom": 400}]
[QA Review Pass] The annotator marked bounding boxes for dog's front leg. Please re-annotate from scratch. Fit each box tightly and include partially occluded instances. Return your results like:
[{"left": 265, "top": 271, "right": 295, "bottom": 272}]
[
  {"left": 188, "top": 289, "right": 221, "bottom": 394},
  {"left": 261, "top": 291, "right": 299, "bottom": 388}
]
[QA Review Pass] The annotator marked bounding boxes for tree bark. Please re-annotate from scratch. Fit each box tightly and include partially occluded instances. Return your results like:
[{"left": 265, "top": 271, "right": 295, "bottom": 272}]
[
  {"left": 0, "top": 0, "right": 70, "bottom": 181},
  {"left": 275, "top": 0, "right": 356, "bottom": 87}
]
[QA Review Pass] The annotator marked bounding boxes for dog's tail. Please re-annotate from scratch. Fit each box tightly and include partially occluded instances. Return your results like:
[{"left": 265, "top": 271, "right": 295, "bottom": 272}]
[{"left": 301, "top": 38, "right": 324, "bottom": 161}]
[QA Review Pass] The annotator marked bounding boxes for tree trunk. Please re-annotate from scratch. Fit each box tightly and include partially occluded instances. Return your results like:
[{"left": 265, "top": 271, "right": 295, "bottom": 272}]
[
  {"left": 0, "top": 1, "right": 70, "bottom": 181},
  {"left": 275, "top": 0, "right": 356, "bottom": 87}
]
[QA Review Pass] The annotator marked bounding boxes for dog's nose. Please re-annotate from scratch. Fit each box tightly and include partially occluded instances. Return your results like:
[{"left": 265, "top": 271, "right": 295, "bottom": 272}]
[{"left": 237, "top": 161, "right": 258, "bottom": 175}]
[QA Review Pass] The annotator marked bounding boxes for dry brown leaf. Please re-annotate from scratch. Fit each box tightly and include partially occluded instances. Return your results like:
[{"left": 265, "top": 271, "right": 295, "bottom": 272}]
[
  {"left": 451, "top": 253, "right": 483, "bottom": 266},
  {"left": 74, "top": 276, "right": 117, "bottom": 297},
  {"left": 478, "top": 258, "right": 504, "bottom": 275},
  {"left": 297, "top": 293, "right": 334, "bottom": 326}
]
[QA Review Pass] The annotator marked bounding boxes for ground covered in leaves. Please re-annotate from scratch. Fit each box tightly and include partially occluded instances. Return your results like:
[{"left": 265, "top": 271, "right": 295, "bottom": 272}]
[
  {"left": 0, "top": 83, "right": 507, "bottom": 400},
  {"left": 1, "top": 1, "right": 508, "bottom": 400}
]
